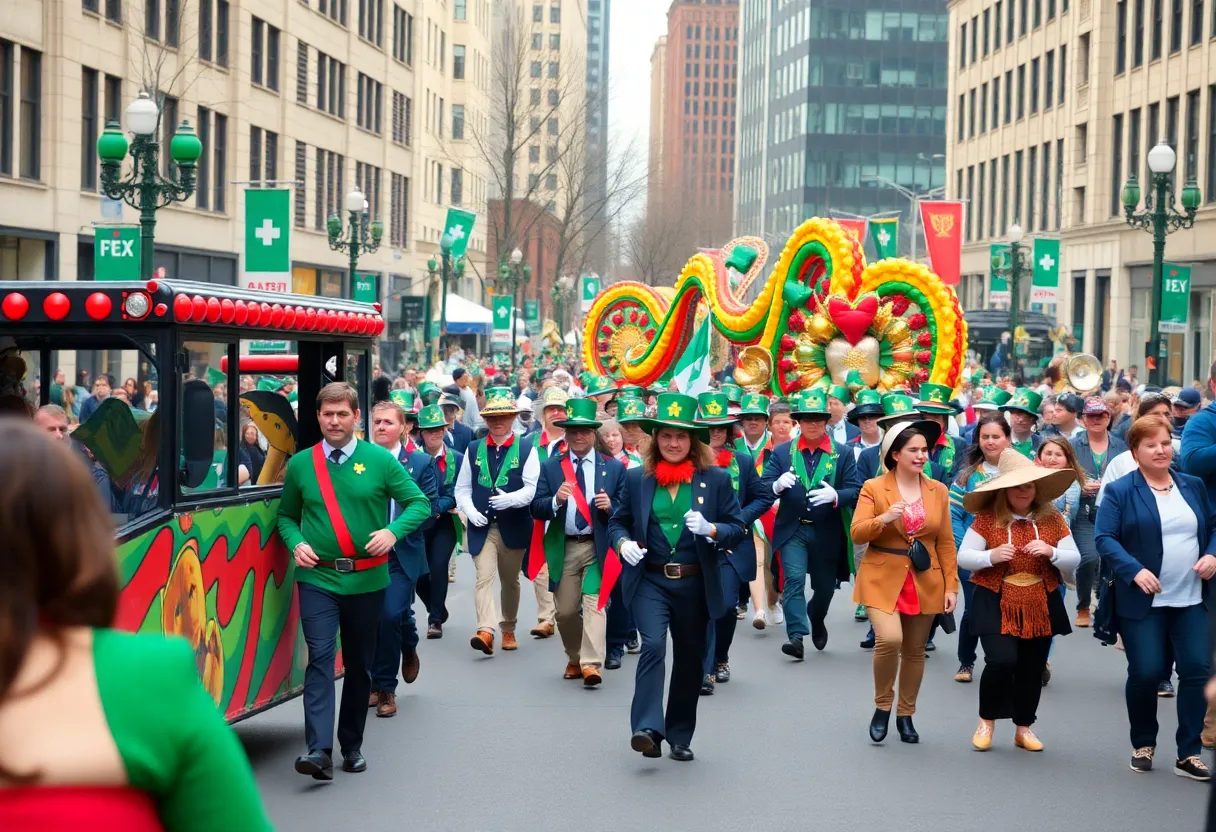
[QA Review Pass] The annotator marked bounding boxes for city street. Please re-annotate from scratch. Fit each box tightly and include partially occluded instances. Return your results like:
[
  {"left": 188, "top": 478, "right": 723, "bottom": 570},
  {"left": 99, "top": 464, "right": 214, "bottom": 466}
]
[{"left": 239, "top": 560, "right": 1210, "bottom": 831}]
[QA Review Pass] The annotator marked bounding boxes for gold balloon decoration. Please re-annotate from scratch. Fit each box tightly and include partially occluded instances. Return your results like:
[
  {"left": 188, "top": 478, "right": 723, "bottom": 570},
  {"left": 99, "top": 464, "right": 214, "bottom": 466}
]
[
  {"left": 807, "top": 314, "right": 837, "bottom": 345},
  {"left": 884, "top": 319, "right": 910, "bottom": 344}
]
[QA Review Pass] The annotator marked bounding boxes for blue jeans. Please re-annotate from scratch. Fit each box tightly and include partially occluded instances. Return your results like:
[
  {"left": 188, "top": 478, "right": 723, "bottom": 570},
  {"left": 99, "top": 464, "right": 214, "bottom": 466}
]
[
  {"left": 779, "top": 524, "right": 837, "bottom": 640},
  {"left": 1119, "top": 603, "right": 1211, "bottom": 759},
  {"left": 606, "top": 574, "right": 636, "bottom": 652},
  {"left": 956, "top": 569, "right": 979, "bottom": 666},
  {"left": 298, "top": 583, "right": 385, "bottom": 755},
  {"left": 417, "top": 522, "right": 457, "bottom": 626},
  {"left": 371, "top": 557, "right": 418, "bottom": 694}
]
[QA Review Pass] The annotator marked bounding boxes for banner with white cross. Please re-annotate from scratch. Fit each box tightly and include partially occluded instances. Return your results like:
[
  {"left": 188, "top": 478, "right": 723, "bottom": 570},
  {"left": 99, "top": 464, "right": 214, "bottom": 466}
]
[{"left": 243, "top": 189, "right": 291, "bottom": 293}]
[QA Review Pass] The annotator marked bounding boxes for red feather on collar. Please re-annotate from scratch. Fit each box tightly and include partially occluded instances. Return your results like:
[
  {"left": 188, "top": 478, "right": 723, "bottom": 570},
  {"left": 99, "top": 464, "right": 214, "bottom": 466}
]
[
  {"left": 715, "top": 448, "right": 735, "bottom": 468},
  {"left": 654, "top": 459, "right": 695, "bottom": 486}
]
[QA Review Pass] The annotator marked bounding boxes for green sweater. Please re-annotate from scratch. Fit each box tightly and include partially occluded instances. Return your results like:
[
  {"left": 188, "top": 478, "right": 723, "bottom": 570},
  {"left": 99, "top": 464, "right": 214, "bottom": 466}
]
[
  {"left": 94, "top": 629, "right": 272, "bottom": 831},
  {"left": 277, "top": 439, "right": 431, "bottom": 594}
]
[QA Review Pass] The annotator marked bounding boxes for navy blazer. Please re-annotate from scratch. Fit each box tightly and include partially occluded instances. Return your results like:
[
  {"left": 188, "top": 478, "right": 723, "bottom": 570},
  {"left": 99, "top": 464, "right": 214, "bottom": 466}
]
[
  {"left": 444, "top": 421, "right": 475, "bottom": 455},
  {"left": 857, "top": 441, "right": 953, "bottom": 486},
  {"left": 763, "top": 439, "right": 861, "bottom": 581},
  {"left": 530, "top": 450, "right": 628, "bottom": 572},
  {"left": 395, "top": 446, "right": 439, "bottom": 581},
  {"left": 727, "top": 450, "right": 773, "bottom": 582},
  {"left": 426, "top": 446, "right": 463, "bottom": 538},
  {"left": 1095, "top": 469, "right": 1216, "bottom": 621},
  {"left": 607, "top": 465, "right": 745, "bottom": 620}
]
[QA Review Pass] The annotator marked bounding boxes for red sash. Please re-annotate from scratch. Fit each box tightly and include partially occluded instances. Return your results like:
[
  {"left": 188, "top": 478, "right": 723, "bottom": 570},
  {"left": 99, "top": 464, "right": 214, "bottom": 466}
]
[{"left": 311, "top": 443, "right": 358, "bottom": 558}]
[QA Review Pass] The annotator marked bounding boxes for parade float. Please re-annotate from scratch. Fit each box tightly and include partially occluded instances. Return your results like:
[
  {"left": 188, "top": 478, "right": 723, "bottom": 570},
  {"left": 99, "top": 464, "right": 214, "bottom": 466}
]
[{"left": 582, "top": 217, "right": 968, "bottom": 397}]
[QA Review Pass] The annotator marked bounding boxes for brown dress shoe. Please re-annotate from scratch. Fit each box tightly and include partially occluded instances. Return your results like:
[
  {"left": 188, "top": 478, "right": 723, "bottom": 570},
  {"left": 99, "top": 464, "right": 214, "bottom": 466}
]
[
  {"left": 530, "top": 621, "right": 555, "bottom": 638},
  {"left": 369, "top": 691, "right": 380, "bottom": 708},
  {"left": 470, "top": 631, "right": 494, "bottom": 655},
  {"left": 426, "top": 623, "right": 442, "bottom": 639},
  {"left": 376, "top": 691, "right": 397, "bottom": 718},
  {"left": 402, "top": 650, "right": 421, "bottom": 684},
  {"left": 582, "top": 666, "right": 603, "bottom": 687},
  {"left": 564, "top": 661, "right": 582, "bottom": 679},
  {"left": 502, "top": 632, "right": 519, "bottom": 650},
  {"left": 1075, "top": 608, "right": 1091, "bottom": 628}
]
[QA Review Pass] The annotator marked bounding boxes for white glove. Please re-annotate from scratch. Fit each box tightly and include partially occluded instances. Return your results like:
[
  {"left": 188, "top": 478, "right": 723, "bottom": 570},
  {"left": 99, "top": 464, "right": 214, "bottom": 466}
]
[
  {"left": 773, "top": 471, "right": 798, "bottom": 495},
  {"left": 619, "top": 540, "right": 647, "bottom": 566},
  {"left": 684, "top": 510, "right": 714, "bottom": 537},
  {"left": 807, "top": 479, "right": 838, "bottom": 507},
  {"left": 488, "top": 492, "right": 516, "bottom": 511},
  {"left": 465, "top": 507, "right": 489, "bottom": 527}
]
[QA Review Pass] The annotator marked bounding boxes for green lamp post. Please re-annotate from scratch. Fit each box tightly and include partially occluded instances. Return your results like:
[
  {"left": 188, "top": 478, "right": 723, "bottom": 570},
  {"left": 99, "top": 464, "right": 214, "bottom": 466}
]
[
  {"left": 496, "top": 248, "right": 530, "bottom": 371},
  {"left": 551, "top": 274, "right": 575, "bottom": 341},
  {"left": 1123, "top": 142, "right": 1200, "bottom": 386},
  {"left": 327, "top": 186, "right": 384, "bottom": 297},
  {"left": 989, "top": 222, "right": 1030, "bottom": 342},
  {"left": 97, "top": 91, "right": 201, "bottom": 280},
  {"left": 426, "top": 231, "right": 462, "bottom": 365}
]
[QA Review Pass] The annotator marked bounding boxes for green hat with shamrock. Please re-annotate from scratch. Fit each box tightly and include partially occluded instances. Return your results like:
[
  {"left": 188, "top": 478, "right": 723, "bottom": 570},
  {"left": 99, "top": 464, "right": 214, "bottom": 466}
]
[
  {"left": 585, "top": 375, "right": 618, "bottom": 397},
  {"left": 616, "top": 395, "right": 648, "bottom": 423},
  {"left": 1000, "top": 387, "right": 1044, "bottom": 417},
  {"left": 973, "top": 385, "right": 1013, "bottom": 411},
  {"left": 847, "top": 388, "right": 885, "bottom": 423},
  {"left": 555, "top": 397, "right": 602, "bottom": 429},
  {"left": 719, "top": 383, "right": 744, "bottom": 404},
  {"left": 790, "top": 388, "right": 830, "bottom": 419},
  {"left": 916, "top": 382, "right": 957, "bottom": 415},
  {"left": 415, "top": 403, "right": 447, "bottom": 430},
  {"left": 876, "top": 392, "right": 920, "bottom": 425},
  {"left": 739, "top": 392, "right": 770, "bottom": 417},
  {"left": 389, "top": 389, "right": 417, "bottom": 414},
  {"left": 642, "top": 392, "right": 709, "bottom": 440},
  {"left": 827, "top": 384, "right": 850, "bottom": 404},
  {"left": 695, "top": 391, "right": 737, "bottom": 426}
]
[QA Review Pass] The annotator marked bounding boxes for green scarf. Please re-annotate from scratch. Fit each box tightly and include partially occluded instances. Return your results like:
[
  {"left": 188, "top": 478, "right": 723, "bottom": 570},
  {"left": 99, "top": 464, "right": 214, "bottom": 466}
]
[
  {"left": 791, "top": 439, "right": 838, "bottom": 490},
  {"left": 933, "top": 437, "right": 956, "bottom": 475},
  {"left": 475, "top": 436, "right": 521, "bottom": 489}
]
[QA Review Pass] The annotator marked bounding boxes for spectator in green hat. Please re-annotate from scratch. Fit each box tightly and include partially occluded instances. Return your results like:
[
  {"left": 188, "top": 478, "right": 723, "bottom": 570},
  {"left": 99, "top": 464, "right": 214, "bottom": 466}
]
[
  {"left": 1000, "top": 388, "right": 1045, "bottom": 459},
  {"left": 827, "top": 385, "right": 860, "bottom": 446},
  {"left": 438, "top": 390, "right": 474, "bottom": 455},
  {"left": 916, "top": 383, "right": 966, "bottom": 483},
  {"left": 615, "top": 395, "right": 651, "bottom": 461},
  {"left": 414, "top": 404, "right": 463, "bottom": 640}
]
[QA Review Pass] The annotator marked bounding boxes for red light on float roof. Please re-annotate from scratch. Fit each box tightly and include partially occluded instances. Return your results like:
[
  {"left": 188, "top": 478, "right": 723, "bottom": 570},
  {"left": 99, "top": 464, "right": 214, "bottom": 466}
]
[
  {"left": 375, "top": 318, "right": 386, "bottom": 336},
  {"left": 85, "top": 292, "right": 112, "bottom": 320},
  {"left": 305, "top": 307, "right": 317, "bottom": 330},
  {"left": 219, "top": 298, "right": 236, "bottom": 324},
  {"left": 234, "top": 300, "right": 249, "bottom": 325},
  {"left": 173, "top": 294, "right": 192, "bottom": 321},
  {"left": 246, "top": 302, "right": 262, "bottom": 327},
  {"left": 191, "top": 295, "right": 207, "bottom": 322},
  {"left": 145, "top": 280, "right": 159, "bottom": 294},
  {"left": 2, "top": 292, "right": 29, "bottom": 321},
  {"left": 362, "top": 315, "right": 373, "bottom": 335},
  {"left": 44, "top": 292, "right": 71, "bottom": 321},
  {"left": 282, "top": 306, "right": 296, "bottom": 329},
  {"left": 154, "top": 302, "right": 168, "bottom": 317},
  {"left": 373, "top": 302, "right": 382, "bottom": 313},
  {"left": 205, "top": 297, "right": 222, "bottom": 323},
  {"left": 294, "top": 307, "right": 308, "bottom": 330},
  {"left": 259, "top": 303, "right": 272, "bottom": 327},
  {"left": 268, "top": 303, "right": 284, "bottom": 328}
]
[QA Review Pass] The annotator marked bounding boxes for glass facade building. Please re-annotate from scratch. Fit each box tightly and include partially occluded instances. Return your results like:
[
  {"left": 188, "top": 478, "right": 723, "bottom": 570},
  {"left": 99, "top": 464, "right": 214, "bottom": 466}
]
[{"left": 736, "top": 1, "right": 949, "bottom": 253}]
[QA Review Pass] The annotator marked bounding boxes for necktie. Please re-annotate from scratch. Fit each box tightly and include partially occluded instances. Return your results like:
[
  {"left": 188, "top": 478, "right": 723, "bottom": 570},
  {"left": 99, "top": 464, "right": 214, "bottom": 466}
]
[
  {"left": 437, "top": 454, "right": 446, "bottom": 474},
  {"left": 329, "top": 447, "right": 343, "bottom": 464},
  {"left": 574, "top": 457, "right": 589, "bottom": 531}
]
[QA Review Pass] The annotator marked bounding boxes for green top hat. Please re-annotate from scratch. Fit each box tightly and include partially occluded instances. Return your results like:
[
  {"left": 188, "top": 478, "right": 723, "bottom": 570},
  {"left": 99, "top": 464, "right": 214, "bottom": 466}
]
[
  {"left": 415, "top": 403, "right": 447, "bottom": 430},
  {"left": 481, "top": 386, "right": 525, "bottom": 416},
  {"left": 827, "top": 384, "right": 850, "bottom": 404},
  {"left": 389, "top": 389, "right": 417, "bottom": 414},
  {"left": 847, "top": 388, "right": 885, "bottom": 423},
  {"left": 790, "top": 388, "right": 830, "bottom": 418},
  {"left": 618, "top": 384, "right": 647, "bottom": 399},
  {"left": 719, "top": 383, "right": 744, "bottom": 404},
  {"left": 876, "top": 392, "right": 919, "bottom": 425},
  {"left": 973, "top": 385, "right": 1013, "bottom": 410},
  {"left": 579, "top": 371, "right": 597, "bottom": 390},
  {"left": 1000, "top": 387, "right": 1044, "bottom": 417},
  {"left": 643, "top": 392, "right": 709, "bottom": 440},
  {"left": 695, "top": 391, "right": 737, "bottom": 426},
  {"left": 916, "top": 382, "right": 956, "bottom": 415},
  {"left": 584, "top": 375, "right": 617, "bottom": 397},
  {"left": 417, "top": 381, "right": 441, "bottom": 404},
  {"left": 739, "top": 393, "right": 770, "bottom": 417},
  {"left": 555, "top": 397, "right": 602, "bottom": 429},
  {"left": 616, "top": 395, "right": 648, "bottom": 423}
]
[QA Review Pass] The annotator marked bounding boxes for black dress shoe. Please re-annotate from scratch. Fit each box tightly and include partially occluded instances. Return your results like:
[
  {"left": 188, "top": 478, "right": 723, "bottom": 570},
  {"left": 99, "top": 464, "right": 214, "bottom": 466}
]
[
  {"left": 860, "top": 631, "right": 875, "bottom": 649},
  {"left": 781, "top": 637, "right": 804, "bottom": 660},
  {"left": 426, "top": 622, "right": 442, "bottom": 639},
  {"left": 625, "top": 637, "right": 640, "bottom": 654},
  {"left": 700, "top": 675, "right": 715, "bottom": 695},
  {"left": 630, "top": 729, "right": 663, "bottom": 758},
  {"left": 896, "top": 716, "right": 919, "bottom": 744},
  {"left": 811, "top": 619, "right": 828, "bottom": 651},
  {"left": 341, "top": 750, "right": 367, "bottom": 772},
  {"left": 294, "top": 750, "right": 333, "bottom": 781},
  {"left": 668, "top": 744, "right": 695, "bottom": 761},
  {"left": 604, "top": 649, "right": 623, "bottom": 670},
  {"left": 869, "top": 708, "right": 891, "bottom": 743}
]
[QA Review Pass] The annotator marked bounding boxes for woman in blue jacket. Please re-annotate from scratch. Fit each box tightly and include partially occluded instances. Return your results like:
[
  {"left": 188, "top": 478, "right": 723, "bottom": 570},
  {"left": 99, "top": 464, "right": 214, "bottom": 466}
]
[{"left": 1095, "top": 415, "right": 1216, "bottom": 782}]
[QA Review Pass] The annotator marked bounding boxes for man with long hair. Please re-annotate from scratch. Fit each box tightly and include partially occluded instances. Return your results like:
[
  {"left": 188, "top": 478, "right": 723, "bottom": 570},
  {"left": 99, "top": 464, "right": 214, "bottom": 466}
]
[{"left": 608, "top": 392, "right": 746, "bottom": 762}]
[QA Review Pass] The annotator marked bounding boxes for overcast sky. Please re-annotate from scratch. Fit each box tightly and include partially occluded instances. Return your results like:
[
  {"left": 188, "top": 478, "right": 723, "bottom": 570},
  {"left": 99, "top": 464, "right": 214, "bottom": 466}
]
[{"left": 607, "top": 0, "right": 670, "bottom": 205}]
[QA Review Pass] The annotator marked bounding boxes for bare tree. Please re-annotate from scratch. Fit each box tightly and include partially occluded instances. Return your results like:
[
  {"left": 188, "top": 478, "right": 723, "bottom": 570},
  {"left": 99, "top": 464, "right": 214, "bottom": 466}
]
[
  {"left": 125, "top": 0, "right": 205, "bottom": 126},
  {"left": 621, "top": 207, "right": 691, "bottom": 287}
]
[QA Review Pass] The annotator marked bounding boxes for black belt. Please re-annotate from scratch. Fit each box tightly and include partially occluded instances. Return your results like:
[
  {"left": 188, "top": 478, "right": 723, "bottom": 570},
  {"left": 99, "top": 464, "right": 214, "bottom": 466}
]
[
  {"left": 870, "top": 544, "right": 910, "bottom": 556},
  {"left": 568, "top": 533, "right": 594, "bottom": 543},
  {"left": 645, "top": 562, "right": 702, "bottom": 579}
]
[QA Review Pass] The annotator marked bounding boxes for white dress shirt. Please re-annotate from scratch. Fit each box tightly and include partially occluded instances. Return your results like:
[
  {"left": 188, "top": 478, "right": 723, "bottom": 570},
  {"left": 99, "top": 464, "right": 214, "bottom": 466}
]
[
  {"left": 553, "top": 452, "right": 596, "bottom": 535},
  {"left": 454, "top": 434, "right": 540, "bottom": 518},
  {"left": 828, "top": 418, "right": 849, "bottom": 445},
  {"left": 321, "top": 436, "right": 358, "bottom": 465}
]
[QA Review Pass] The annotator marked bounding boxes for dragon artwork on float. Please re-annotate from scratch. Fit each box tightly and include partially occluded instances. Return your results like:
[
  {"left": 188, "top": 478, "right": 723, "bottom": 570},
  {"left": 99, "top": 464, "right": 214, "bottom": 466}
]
[{"left": 582, "top": 217, "right": 967, "bottom": 397}]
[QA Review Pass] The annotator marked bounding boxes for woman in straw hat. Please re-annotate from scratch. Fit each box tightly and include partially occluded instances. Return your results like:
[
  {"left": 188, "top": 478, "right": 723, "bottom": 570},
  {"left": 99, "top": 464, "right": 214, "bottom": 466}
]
[
  {"left": 851, "top": 420, "right": 959, "bottom": 745},
  {"left": 956, "top": 449, "right": 1081, "bottom": 753}
]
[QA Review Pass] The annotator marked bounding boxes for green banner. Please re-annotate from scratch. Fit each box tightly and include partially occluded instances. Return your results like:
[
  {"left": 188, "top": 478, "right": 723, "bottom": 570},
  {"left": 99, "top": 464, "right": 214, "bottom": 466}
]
[
  {"left": 353, "top": 272, "right": 378, "bottom": 304},
  {"left": 989, "top": 243, "right": 1010, "bottom": 302},
  {"left": 869, "top": 217, "right": 899, "bottom": 259},
  {"left": 1031, "top": 238, "right": 1060, "bottom": 303},
  {"left": 249, "top": 340, "right": 290, "bottom": 354},
  {"left": 442, "top": 208, "right": 476, "bottom": 259},
  {"left": 524, "top": 299, "right": 540, "bottom": 335},
  {"left": 492, "top": 295, "right": 513, "bottom": 338},
  {"left": 580, "top": 274, "right": 600, "bottom": 312},
  {"left": 94, "top": 226, "right": 141, "bottom": 281},
  {"left": 1160, "top": 262, "right": 1192, "bottom": 333},
  {"left": 244, "top": 189, "right": 291, "bottom": 274}
]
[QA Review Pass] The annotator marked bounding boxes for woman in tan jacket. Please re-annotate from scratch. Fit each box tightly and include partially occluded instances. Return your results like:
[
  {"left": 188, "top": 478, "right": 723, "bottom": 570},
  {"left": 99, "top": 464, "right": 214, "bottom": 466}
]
[{"left": 851, "top": 421, "right": 960, "bottom": 745}]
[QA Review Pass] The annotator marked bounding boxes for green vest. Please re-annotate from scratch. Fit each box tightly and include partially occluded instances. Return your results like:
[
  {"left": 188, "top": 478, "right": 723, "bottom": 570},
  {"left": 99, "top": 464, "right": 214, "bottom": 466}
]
[{"left": 652, "top": 483, "right": 693, "bottom": 562}]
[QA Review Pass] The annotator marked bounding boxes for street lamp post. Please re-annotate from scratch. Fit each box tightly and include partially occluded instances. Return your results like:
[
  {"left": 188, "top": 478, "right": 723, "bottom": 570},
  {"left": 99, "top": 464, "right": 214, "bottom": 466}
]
[
  {"left": 551, "top": 274, "right": 575, "bottom": 346},
  {"left": 427, "top": 232, "right": 463, "bottom": 365},
  {"left": 1123, "top": 143, "right": 1201, "bottom": 386},
  {"left": 861, "top": 174, "right": 945, "bottom": 262},
  {"left": 496, "top": 248, "right": 531, "bottom": 371},
  {"left": 97, "top": 91, "right": 202, "bottom": 280},
  {"left": 990, "top": 223, "right": 1030, "bottom": 342},
  {"left": 327, "top": 187, "right": 384, "bottom": 292}
]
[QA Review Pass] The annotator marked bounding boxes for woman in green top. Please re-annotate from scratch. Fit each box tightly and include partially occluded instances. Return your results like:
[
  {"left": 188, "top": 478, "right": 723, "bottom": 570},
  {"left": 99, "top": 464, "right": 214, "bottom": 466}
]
[{"left": 0, "top": 420, "right": 271, "bottom": 831}]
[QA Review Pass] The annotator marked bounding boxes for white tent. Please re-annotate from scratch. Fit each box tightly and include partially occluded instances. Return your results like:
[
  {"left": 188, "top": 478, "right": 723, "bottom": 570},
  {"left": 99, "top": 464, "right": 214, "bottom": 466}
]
[{"left": 442, "top": 293, "right": 494, "bottom": 336}]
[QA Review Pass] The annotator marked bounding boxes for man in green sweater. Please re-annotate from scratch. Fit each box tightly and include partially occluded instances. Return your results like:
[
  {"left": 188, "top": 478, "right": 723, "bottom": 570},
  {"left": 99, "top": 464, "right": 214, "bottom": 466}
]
[{"left": 277, "top": 382, "right": 431, "bottom": 781}]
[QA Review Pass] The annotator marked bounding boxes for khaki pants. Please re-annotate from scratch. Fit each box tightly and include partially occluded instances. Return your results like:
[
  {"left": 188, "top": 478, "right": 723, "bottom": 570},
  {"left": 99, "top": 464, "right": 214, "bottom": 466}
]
[
  {"left": 554, "top": 538, "right": 605, "bottom": 667},
  {"left": 534, "top": 564, "right": 556, "bottom": 625},
  {"left": 868, "top": 607, "right": 935, "bottom": 716},
  {"left": 474, "top": 525, "right": 526, "bottom": 634},
  {"left": 1204, "top": 699, "right": 1216, "bottom": 748},
  {"left": 749, "top": 530, "right": 777, "bottom": 608}
]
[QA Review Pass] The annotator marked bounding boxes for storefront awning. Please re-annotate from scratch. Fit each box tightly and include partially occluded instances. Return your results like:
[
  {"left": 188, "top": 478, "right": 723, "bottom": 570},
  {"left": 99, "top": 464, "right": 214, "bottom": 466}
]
[{"left": 443, "top": 293, "right": 493, "bottom": 335}]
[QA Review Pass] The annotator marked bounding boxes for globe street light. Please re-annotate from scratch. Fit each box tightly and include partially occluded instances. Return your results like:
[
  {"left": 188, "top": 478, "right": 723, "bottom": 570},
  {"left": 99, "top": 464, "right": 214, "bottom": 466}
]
[
  {"left": 990, "top": 223, "right": 1031, "bottom": 349},
  {"left": 327, "top": 186, "right": 384, "bottom": 299},
  {"left": 496, "top": 248, "right": 530, "bottom": 371},
  {"left": 1123, "top": 141, "right": 1200, "bottom": 385},
  {"left": 425, "top": 231, "right": 461, "bottom": 366},
  {"left": 97, "top": 90, "right": 201, "bottom": 279}
]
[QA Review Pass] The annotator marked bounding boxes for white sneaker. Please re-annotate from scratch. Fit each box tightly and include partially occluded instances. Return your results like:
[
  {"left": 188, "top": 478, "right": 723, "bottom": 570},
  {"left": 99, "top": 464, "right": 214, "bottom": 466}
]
[
  {"left": 752, "top": 610, "right": 767, "bottom": 630},
  {"left": 769, "top": 606, "right": 785, "bottom": 626}
]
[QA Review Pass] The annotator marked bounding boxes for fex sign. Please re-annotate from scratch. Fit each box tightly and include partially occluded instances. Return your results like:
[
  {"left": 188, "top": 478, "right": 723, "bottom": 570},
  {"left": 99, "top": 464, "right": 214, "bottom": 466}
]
[{"left": 94, "top": 227, "right": 142, "bottom": 281}]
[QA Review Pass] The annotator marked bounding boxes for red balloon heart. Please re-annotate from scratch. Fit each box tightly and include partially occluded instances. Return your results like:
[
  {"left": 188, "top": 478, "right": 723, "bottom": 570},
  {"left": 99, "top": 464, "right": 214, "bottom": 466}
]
[{"left": 827, "top": 296, "right": 878, "bottom": 345}]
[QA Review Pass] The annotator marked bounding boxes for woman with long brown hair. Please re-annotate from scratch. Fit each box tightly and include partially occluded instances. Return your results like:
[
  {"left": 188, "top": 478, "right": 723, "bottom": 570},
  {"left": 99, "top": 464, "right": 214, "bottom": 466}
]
[{"left": 0, "top": 421, "right": 270, "bottom": 829}]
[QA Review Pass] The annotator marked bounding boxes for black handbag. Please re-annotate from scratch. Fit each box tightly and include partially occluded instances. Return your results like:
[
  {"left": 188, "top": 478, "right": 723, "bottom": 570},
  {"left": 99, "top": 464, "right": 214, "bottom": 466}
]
[
  {"left": 936, "top": 610, "right": 957, "bottom": 634},
  {"left": 907, "top": 539, "right": 931, "bottom": 572},
  {"left": 1093, "top": 577, "right": 1118, "bottom": 645}
]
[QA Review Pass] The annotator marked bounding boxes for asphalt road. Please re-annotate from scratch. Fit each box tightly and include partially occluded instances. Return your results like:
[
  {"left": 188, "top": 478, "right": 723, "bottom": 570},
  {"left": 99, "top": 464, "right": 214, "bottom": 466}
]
[{"left": 239, "top": 560, "right": 1211, "bottom": 832}]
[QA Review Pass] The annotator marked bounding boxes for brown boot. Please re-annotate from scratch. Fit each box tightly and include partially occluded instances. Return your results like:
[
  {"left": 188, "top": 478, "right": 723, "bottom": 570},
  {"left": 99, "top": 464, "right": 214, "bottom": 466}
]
[
  {"left": 402, "top": 650, "right": 420, "bottom": 684},
  {"left": 470, "top": 630, "right": 494, "bottom": 655},
  {"left": 502, "top": 632, "right": 519, "bottom": 651},
  {"left": 368, "top": 691, "right": 380, "bottom": 708},
  {"left": 530, "top": 621, "right": 555, "bottom": 638},
  {"left": 563, "top": 661, "right": 581, "bottom": 679},
  {"left": 582, "top": 666, "right": 603, "bottom": 687},
  {"left": 1075, "top": 608, "right": 1091, "bottom": 628},
  {"left": 375, "top": 691, "right": 397, "bottom": 718}
]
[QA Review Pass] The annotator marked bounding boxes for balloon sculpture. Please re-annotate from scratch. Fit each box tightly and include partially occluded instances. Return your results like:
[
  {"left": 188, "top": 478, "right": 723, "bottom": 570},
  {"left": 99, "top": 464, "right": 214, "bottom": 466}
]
[{"left": 582, "top": 217, "right": 967, "bottom": 397}]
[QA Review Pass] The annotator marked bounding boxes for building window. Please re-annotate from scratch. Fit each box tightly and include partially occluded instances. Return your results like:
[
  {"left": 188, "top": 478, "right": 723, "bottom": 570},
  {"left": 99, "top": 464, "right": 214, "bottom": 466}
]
[
  {"left": 1026, "top": 146, "right": 1037, "bottom": 229},
  {"left": 294, "top": 141, "right": 307, "bottom": 226},
  {"left": 980, "top": 84, "right": 987, "bottom": 133},
  {"left": 158, "top": 93, "right": 177, "bottom": 179},
  {"left": 1116, "top": 1, "right": 1128, "bottom": 72},
  {"left": 529, "top": 145, "right": 540, "bottom": 163},
  {"left": 1171, "top": 0, "right": 1183, "bottom": 52},
  {"left": 995, "top": 1, "right": 1003, "bottom": 45},
  {"left": 530, "top": 61, "right": 541, "bottom": 78},
  {"left": 1014, "top": 149, "right": 1023, "bottom": 224},
  {"left": 314, "top": 147, "right": 345, "bottom": 230},
  {"left": 1030, "top": 57, "right": 1039, "bottom": 114},
  {"left": 1110, "top": 113, "right": 1124, "bottom": 216},
  {"left": 81, "top": 67, "right": 100, "bottom": 191},
  {"left": 390, "top": 172, "right": 409, "bottom": 247},
  {"left": 547, "top": 117, "right": 558, "bottom": 136},
  {"left": 1001, "top": 154, "right": 1010, "bottom": 230},
  {"left": 453, "top": 44, "right": 465, "bottom": 79},
  {"left": 1040, "top": 142, "right": 1050, "bottom": 230},
  {"left": 1016, "top": 64, "right": 1025, "bottom": 118},
  {"left": 1044, "top": 51, "right": 1054, "bottom": 109},
  {"left": 391, "top": 90, "right": 411, "bottom": 145},
  {"left": 165, "top": 0, "right": 180, "bottom": 46},
  {"left": 1192, "top": 0, "right": 1204, "bottom": 45},
  {"left": 451, "top": 103, "right": 464, "bottom": 139},
  {"left": 18, "top": 46, "right": 39, "bottom": 181},
  {"left": 550, "top": 3, "right": 560, "bottom": 23},
  {"left": 454, "top": 0, "right": 466, "bottom": 20},
  {"left": 250, "top": 126, "right": 278, "bottom": 183},
  {"left": 1004, "top": 69, "right": 1013, "bottom": 123},
  {"left": 1019, "top": 0, "right": 1028, "bottom": 35},
  {"left": 533, "top": 3, "right": 543, "bottom": 22},
  {"left": 1186, "top": 88, "right": 1200, "bottom": 179},
  {"left": 992, "top": 75, "right": 1001, "bottom": 126},
  {"left": 354, "top": 161, "right": 381, "bottom": 219},
  {"left": 251, "top": 18, "right": 281, "bottom": 90},
  {"left": 392, "top": 6, "right": 413, "bottom": 65},
  {"left": 1129, "top": 107, "right": 1142, "bottom": 183},
  {"left": 358, "top": 0, "right": 383, "bottom": 46},
  {"left": 547, "top": 61, "right": 559, "bottom": 78},
  {"left": 145, "top": 0, "right": 160, "bottom": 40},
  {"left": 969, "top": 89, "right": 976, "bottom": 136},
  {"left": 317, "top": 53, "right": 346, "bottom": 118},
  {"left": 194, "top": 107, "right": 226, "bottom": 212},
  {"left": 319, "top": 0, "right": 348, "bottom": 26},
  {"left": 1206, "top": 85, "right": 1216, "bottom": 200},
  {"left": 451, "top": 168, "right": 463, "bottom": 205},
  {"left": 958, "top": 21, "right": 967, "bottom": 68},
  {"left": 550, "top": 33, "right": 560, "bottom": 49},
  {"left": 1059, "top": 44, "right": 1067, "bottom": 105},
  {"left": 356, "top": 73, "right": 382, "bottom": 133},
  {"left": 1133, "top": 0, "right": 1145, "bottom": 67},
  {"left": 1007, "top": 0, "right": 1016, "bottom": 43}
]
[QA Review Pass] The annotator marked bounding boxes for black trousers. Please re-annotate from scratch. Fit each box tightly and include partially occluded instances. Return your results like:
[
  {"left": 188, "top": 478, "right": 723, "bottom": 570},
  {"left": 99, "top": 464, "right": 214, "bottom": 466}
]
[
  {"left": 417, "top": 521, "right": 458, "bottom": 626},
  {"left": 299, "top": 583, "right": 385, "bottom": 755},
  {"left": 978, "top": 633, "right": 1052, "bottom": 726}
]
